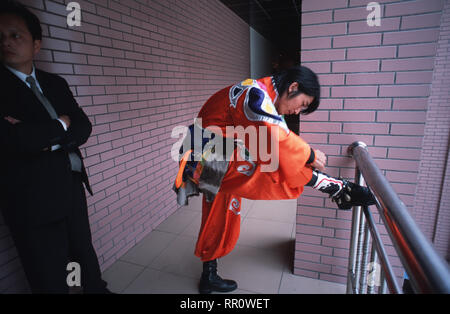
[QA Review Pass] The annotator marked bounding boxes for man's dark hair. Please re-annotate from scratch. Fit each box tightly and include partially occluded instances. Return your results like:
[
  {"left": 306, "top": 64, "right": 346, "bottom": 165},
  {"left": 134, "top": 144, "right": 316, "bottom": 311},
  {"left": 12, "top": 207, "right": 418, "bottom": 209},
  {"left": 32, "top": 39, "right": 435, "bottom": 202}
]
[
  {"left": 0, "top": 0, "right": 42, "bottom": 41},
  {"left": 273, "top": 65, "right": 321, "bottom": 115}
]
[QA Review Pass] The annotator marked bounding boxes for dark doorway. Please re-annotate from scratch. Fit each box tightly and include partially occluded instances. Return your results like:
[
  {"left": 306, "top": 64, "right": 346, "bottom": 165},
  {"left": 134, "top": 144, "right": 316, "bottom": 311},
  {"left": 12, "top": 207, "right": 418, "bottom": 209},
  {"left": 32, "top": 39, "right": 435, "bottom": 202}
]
[{"left": 220, "top": 0, "right": 302, "bottom": 134}]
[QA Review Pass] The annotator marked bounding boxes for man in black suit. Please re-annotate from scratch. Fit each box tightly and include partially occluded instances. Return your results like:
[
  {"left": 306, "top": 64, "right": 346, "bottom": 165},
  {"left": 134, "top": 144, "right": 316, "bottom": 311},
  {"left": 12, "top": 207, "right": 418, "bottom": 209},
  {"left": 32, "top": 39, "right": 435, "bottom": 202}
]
[{"left": 0, "top": 1, "right": 110, "bottom": 293}]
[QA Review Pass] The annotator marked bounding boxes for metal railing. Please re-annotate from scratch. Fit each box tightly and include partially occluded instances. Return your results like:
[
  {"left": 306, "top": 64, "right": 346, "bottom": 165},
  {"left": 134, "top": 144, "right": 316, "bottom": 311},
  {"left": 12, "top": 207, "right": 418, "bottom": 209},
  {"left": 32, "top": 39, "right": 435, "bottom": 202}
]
[{"left": 346, "top": 141, "right": 450, "bottom": 294}]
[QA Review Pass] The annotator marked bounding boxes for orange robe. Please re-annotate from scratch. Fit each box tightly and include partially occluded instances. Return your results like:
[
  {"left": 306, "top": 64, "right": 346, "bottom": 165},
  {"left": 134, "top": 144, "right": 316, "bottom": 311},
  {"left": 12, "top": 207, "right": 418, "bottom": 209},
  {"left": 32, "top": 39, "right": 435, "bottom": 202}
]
[{"left": 189, "top": 77, "right": 314, "bottom": 261}]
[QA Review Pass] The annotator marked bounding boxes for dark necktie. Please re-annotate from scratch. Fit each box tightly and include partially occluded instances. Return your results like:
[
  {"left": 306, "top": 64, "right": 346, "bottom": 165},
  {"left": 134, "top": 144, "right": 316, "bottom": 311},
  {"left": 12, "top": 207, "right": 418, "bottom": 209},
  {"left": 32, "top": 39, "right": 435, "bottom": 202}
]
[{"left": 26, "top": 76, "right": 82, "bottom": 172}]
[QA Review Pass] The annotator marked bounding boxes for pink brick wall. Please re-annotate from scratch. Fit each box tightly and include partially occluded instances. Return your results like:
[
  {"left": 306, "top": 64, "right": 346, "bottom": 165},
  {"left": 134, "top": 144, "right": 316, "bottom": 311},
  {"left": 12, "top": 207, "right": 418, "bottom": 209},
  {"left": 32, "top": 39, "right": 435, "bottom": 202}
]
[
  {"left": 413, "top": 0, "right": 450, "bottom": 261},
  {"left": 297, "top": 0, "right": 445, "bottom": 284},
  {"left": 0, "top": 0, "right": 250, "bottom": 293}
]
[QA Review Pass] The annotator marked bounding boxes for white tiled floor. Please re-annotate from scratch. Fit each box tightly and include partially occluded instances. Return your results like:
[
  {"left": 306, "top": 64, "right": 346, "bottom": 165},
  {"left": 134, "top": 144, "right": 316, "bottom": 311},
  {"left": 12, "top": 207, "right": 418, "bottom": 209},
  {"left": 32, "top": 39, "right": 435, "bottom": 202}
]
[{"left": 101, "top": 195, "right": 346, "bottom": 294}]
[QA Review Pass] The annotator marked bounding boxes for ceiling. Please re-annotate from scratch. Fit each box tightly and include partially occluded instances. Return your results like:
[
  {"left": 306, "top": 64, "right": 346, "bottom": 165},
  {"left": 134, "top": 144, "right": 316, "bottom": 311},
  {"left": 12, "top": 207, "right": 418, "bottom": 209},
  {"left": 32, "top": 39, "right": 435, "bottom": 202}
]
[{"left": 219, "top": 0, "right": 302, "bottom": 55}]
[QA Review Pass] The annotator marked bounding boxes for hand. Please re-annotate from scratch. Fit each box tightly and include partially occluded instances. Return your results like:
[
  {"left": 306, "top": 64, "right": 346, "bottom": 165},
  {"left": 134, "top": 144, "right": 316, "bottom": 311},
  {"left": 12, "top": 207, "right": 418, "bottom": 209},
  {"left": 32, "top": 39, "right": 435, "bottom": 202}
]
[
  {"left": 59, "top": 115, "right": 71, "bottom": 129},
  {"left": 311, "top": 149, "right": 327, "bottom": 172},
  {"left": 4, "top": 116, "right": 21, "bottom": 125}
]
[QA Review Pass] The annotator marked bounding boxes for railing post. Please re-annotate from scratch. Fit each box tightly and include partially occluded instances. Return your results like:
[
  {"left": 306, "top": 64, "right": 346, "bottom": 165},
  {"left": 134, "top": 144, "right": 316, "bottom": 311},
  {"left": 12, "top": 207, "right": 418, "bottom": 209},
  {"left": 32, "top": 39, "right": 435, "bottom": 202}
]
[
  {"left": 346, "top": 165, "right": 363, "bottom": 294},
  {"left": 379, "top": 272, "right": 387, "bottom": 294},
  {"left": 348, "top": 141, "right": 450, "bottom": 294},
  {"left": 347, "top": 142, "right": 401, "bottom": 294},
  {"left": 359, "top": 211, "right": 371, "bottom": 294},
  {"left": 362, "top": 203, "right": 402, "bottom": 293},
  {"left": 354, "top": 206, "right": 365, "bottom": 293},
  {"left": 367, "top": 248, "right": 378, "bottom": 294}
]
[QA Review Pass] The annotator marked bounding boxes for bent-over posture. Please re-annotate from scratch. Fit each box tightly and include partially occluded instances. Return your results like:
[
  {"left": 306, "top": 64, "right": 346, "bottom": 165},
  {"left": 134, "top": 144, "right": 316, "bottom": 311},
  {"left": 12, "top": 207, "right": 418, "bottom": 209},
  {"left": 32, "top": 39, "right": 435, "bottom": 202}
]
[{"left": 174, "top": 66, "right": 376, "bottom": 294}]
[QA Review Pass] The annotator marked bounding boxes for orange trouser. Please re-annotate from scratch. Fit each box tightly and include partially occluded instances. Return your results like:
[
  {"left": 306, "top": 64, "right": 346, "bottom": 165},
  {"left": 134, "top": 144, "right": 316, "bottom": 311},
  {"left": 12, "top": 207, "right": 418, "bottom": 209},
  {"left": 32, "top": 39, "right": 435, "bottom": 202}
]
[
  {"left": 194, "top": 193, "right": 242, "bottom": 262},
  {"left": 194, "top": 153, "right": 313, "bottom": 262}
]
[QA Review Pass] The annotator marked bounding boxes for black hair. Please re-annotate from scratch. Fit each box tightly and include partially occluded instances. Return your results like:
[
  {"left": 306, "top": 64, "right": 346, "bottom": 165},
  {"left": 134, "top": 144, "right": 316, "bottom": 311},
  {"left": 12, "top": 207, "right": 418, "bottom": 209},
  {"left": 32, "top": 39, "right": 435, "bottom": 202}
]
[
  {"left": 0, "top": 0, "right": 42, "bottom": 41},
  {"left": 273, "top": 65, "right": 321, "bottom": 115}
]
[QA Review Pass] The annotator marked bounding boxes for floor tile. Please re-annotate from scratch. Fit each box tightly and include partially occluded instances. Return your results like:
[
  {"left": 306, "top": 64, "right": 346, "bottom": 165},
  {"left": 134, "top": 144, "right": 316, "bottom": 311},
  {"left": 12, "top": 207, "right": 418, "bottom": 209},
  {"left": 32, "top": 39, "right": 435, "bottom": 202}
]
[
  {"left": 183, "top": 195, "right": 203, "bottom": 212},
  {"left": 154, "top": 207, "right": 199, "bottom": 235},
  {"left": 103, "top": 198, "right": 347, "bottom": 294},
  {"left": 122, "top": 268, "right": 199, "bottom": 294},
  {"left": 238, "top": 218, "right": 294, "bottom": 251},
  {"left": 279, "top": 271, "right": 346, "bottom": 294},
  {"left": 180, "top": 212, "right": 202, "bottom": 239},
  {"left": 217, "top": 245, "right": 287, "bottom": 294},
  {"left": 214, "top": 288, "right": 259, "bottom": 294},
  {"left": 149, "top": 235, "right": 202, "bottom": 279},
  {"left": 247, "top": 199, "right": 297, "bottom": 223},
  {"left": 240, "top": 198, "right": 255, "bottom": 218},
  {"left": 101, "top": 260, "right": 145, "bottom": 293},
  {"left": 119, "top": 230, "right": 177, "bottom": 267}
]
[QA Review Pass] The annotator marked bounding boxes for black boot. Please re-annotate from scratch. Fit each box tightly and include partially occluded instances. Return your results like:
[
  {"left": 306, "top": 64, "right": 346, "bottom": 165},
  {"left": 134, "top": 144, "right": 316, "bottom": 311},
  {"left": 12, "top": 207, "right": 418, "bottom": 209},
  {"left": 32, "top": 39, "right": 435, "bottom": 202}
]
[{"left": 199, "top": 259, "right": 237, "bottom": 294}]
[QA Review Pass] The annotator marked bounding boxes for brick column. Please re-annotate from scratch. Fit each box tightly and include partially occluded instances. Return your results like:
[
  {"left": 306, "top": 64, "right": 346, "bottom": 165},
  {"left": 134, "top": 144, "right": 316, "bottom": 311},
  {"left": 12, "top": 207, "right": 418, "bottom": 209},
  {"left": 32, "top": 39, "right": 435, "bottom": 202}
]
[
  {"left": 413, "top": 0, "right": 450, "bottom": 261},
  {"left": 296, "top": 0, "right": 445, "bottom": 284}
]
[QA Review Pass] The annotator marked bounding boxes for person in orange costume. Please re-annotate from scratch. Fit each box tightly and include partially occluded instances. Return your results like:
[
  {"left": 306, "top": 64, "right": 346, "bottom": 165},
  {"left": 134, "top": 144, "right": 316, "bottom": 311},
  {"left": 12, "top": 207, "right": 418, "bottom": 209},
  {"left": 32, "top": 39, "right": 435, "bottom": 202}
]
[{"left": 174, "top": 66, "right": 375, "bottom": 294}]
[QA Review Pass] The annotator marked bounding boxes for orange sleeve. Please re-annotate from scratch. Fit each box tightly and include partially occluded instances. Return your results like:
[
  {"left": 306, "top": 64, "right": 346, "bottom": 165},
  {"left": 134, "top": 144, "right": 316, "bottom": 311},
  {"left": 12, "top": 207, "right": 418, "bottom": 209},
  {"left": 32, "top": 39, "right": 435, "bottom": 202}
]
[
  {"left": 226, "top": 85, "right": 315, "bottom": 188},
  {"left": 274, "top": 126, "right": 314, "bottom": 188}
]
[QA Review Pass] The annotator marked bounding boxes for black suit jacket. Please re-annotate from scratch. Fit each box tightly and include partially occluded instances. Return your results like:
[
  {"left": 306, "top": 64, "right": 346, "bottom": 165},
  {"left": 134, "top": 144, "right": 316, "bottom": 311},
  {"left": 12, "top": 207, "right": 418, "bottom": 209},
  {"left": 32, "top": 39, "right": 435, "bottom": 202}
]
[{"left": 0, "top": 65, "right": 93, "bottom": 227}]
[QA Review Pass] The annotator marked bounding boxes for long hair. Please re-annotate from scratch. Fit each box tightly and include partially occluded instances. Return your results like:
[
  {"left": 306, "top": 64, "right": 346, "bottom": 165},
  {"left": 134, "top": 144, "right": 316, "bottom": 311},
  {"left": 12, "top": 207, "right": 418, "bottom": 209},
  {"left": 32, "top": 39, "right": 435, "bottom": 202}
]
[{"left": 273, "top": 65, "right": 321, "bottom": 115}]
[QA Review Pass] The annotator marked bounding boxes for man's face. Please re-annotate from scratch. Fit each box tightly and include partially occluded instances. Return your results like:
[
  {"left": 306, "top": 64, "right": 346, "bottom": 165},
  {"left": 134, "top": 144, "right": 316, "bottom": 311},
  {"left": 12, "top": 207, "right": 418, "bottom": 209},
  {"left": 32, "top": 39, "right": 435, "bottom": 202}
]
[
  {"left": 275, "top": 82, "right": 314, "bottom": 115},
  {"left": 0, "top": 13, "right": 41, "bottom": 74}
]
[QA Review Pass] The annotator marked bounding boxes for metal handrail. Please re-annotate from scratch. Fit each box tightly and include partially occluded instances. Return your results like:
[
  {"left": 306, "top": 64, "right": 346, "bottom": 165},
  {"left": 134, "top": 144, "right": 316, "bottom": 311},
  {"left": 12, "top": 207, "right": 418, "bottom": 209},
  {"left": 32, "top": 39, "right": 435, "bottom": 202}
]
[{"left": 346, "top": 141, "right": 450, "bottom": 294}]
